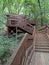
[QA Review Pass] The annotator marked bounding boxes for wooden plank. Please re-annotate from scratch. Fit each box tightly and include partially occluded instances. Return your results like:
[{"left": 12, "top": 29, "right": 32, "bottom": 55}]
[{"left": 18, "top": 21, "right": 34, "bottom": 35}]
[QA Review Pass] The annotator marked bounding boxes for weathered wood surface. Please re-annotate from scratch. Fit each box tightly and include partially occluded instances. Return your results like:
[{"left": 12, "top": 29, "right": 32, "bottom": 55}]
[
  {"left": 5, "top": 26, "right": 36, "bottom": 65},
  {"left": 30, "top": 31, "right": 49, "bottom": 65},
  {"left": 10, "top": 27, "right": 35, "bottom": 65},
  {"left": 6, "top": 14, "right": 36, "bottom": 35},
  {"left": 30, "top": 52, "right": 49, "bottom": 65},
  {"left": 35, "top": 32, "right": 49, "bottom": 52}
]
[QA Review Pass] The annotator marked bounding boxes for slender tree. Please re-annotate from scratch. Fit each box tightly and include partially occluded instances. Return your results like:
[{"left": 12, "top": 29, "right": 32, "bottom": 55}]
[{"left": 38, "top": 0, "right": 44, "bottom": 26}]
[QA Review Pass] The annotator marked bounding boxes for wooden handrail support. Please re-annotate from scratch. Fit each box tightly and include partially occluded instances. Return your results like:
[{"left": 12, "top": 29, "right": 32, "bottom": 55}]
[
  {"left": 5, "top": 26, "right": 36, "bottom": 65},
  {"left": 46, "top": 26, "right": 49, "bottom": 39}
]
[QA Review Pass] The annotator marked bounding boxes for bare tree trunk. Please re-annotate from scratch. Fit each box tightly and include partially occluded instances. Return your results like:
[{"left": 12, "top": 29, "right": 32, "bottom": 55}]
[{"left": 38, "top": 0, "right": 43, "bottom": 26}]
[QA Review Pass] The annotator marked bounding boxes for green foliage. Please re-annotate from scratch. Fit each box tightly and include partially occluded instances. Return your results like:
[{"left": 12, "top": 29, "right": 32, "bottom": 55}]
[
  {"left": 0, "top": 14, "right": 7, "bottom": 30},
  {"left": 0, "top": 0, "right": 49, "bottom": 22},
  {"left": 1, "top": 0, "right": 49, "bottom": 63},
  {"left": 0, "top": 35, "right": 18, "bottom": 57},
  {"left": 0, "top": 0, "right": 49, "bottom": 26}
]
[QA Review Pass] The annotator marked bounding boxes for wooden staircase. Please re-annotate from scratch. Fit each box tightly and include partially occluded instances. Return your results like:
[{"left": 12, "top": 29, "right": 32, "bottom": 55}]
[
  {"left": 35, "top": 44, "right": 49, "bottom": 52},
  {"left": 35, "top": 33, "right": 49, "bottom": 52},
  {"left": 30, "top": 32, "right": 49, "bottom": 65}
]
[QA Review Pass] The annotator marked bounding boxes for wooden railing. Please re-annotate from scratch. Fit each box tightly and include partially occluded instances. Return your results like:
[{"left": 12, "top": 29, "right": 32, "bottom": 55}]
[
  {"left": 5, "top": 26, "right": 36, "bottom": 65},
  {"left": 46, "top": 25, "right": 49, "bottom": 39}
]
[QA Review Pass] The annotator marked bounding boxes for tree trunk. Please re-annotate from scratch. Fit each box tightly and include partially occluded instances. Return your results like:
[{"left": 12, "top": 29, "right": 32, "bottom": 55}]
[{"left": 38, "top": 0, "right": 43, "bottom": 26}]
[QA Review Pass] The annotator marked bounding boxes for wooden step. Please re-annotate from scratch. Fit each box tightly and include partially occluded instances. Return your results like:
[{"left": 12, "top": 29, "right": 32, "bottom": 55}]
[
  {"left": 36, "top": 46, "right": 49, "bottom": 49},
  {"left": 35, "top": 44, "right": 49, "bottom": 47},
  {"left": 35, "top": 48, "right": 49, "bottom": 52}
]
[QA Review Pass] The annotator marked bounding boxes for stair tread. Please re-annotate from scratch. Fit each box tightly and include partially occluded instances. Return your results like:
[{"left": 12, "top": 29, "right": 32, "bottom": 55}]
[
  {"left": 35, "top": 47, "right": 49, "bottom": 49},
  {"left": 35, "top": 45, "right": 49, "bottom": 47},
  {"left": 35, "top": 44, "right": 49, "bottom": 46},
  {"left": 36, "top": 47, "right": 49, "bottom": 49},
  {"left": 35, "top": 48, "right": 49, "bottom": 52}
]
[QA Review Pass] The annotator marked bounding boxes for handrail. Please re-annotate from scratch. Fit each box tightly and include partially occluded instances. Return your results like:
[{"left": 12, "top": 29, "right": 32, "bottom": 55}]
[{"left": 5, "top": 26, "right": 36, "bottom": 65}]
